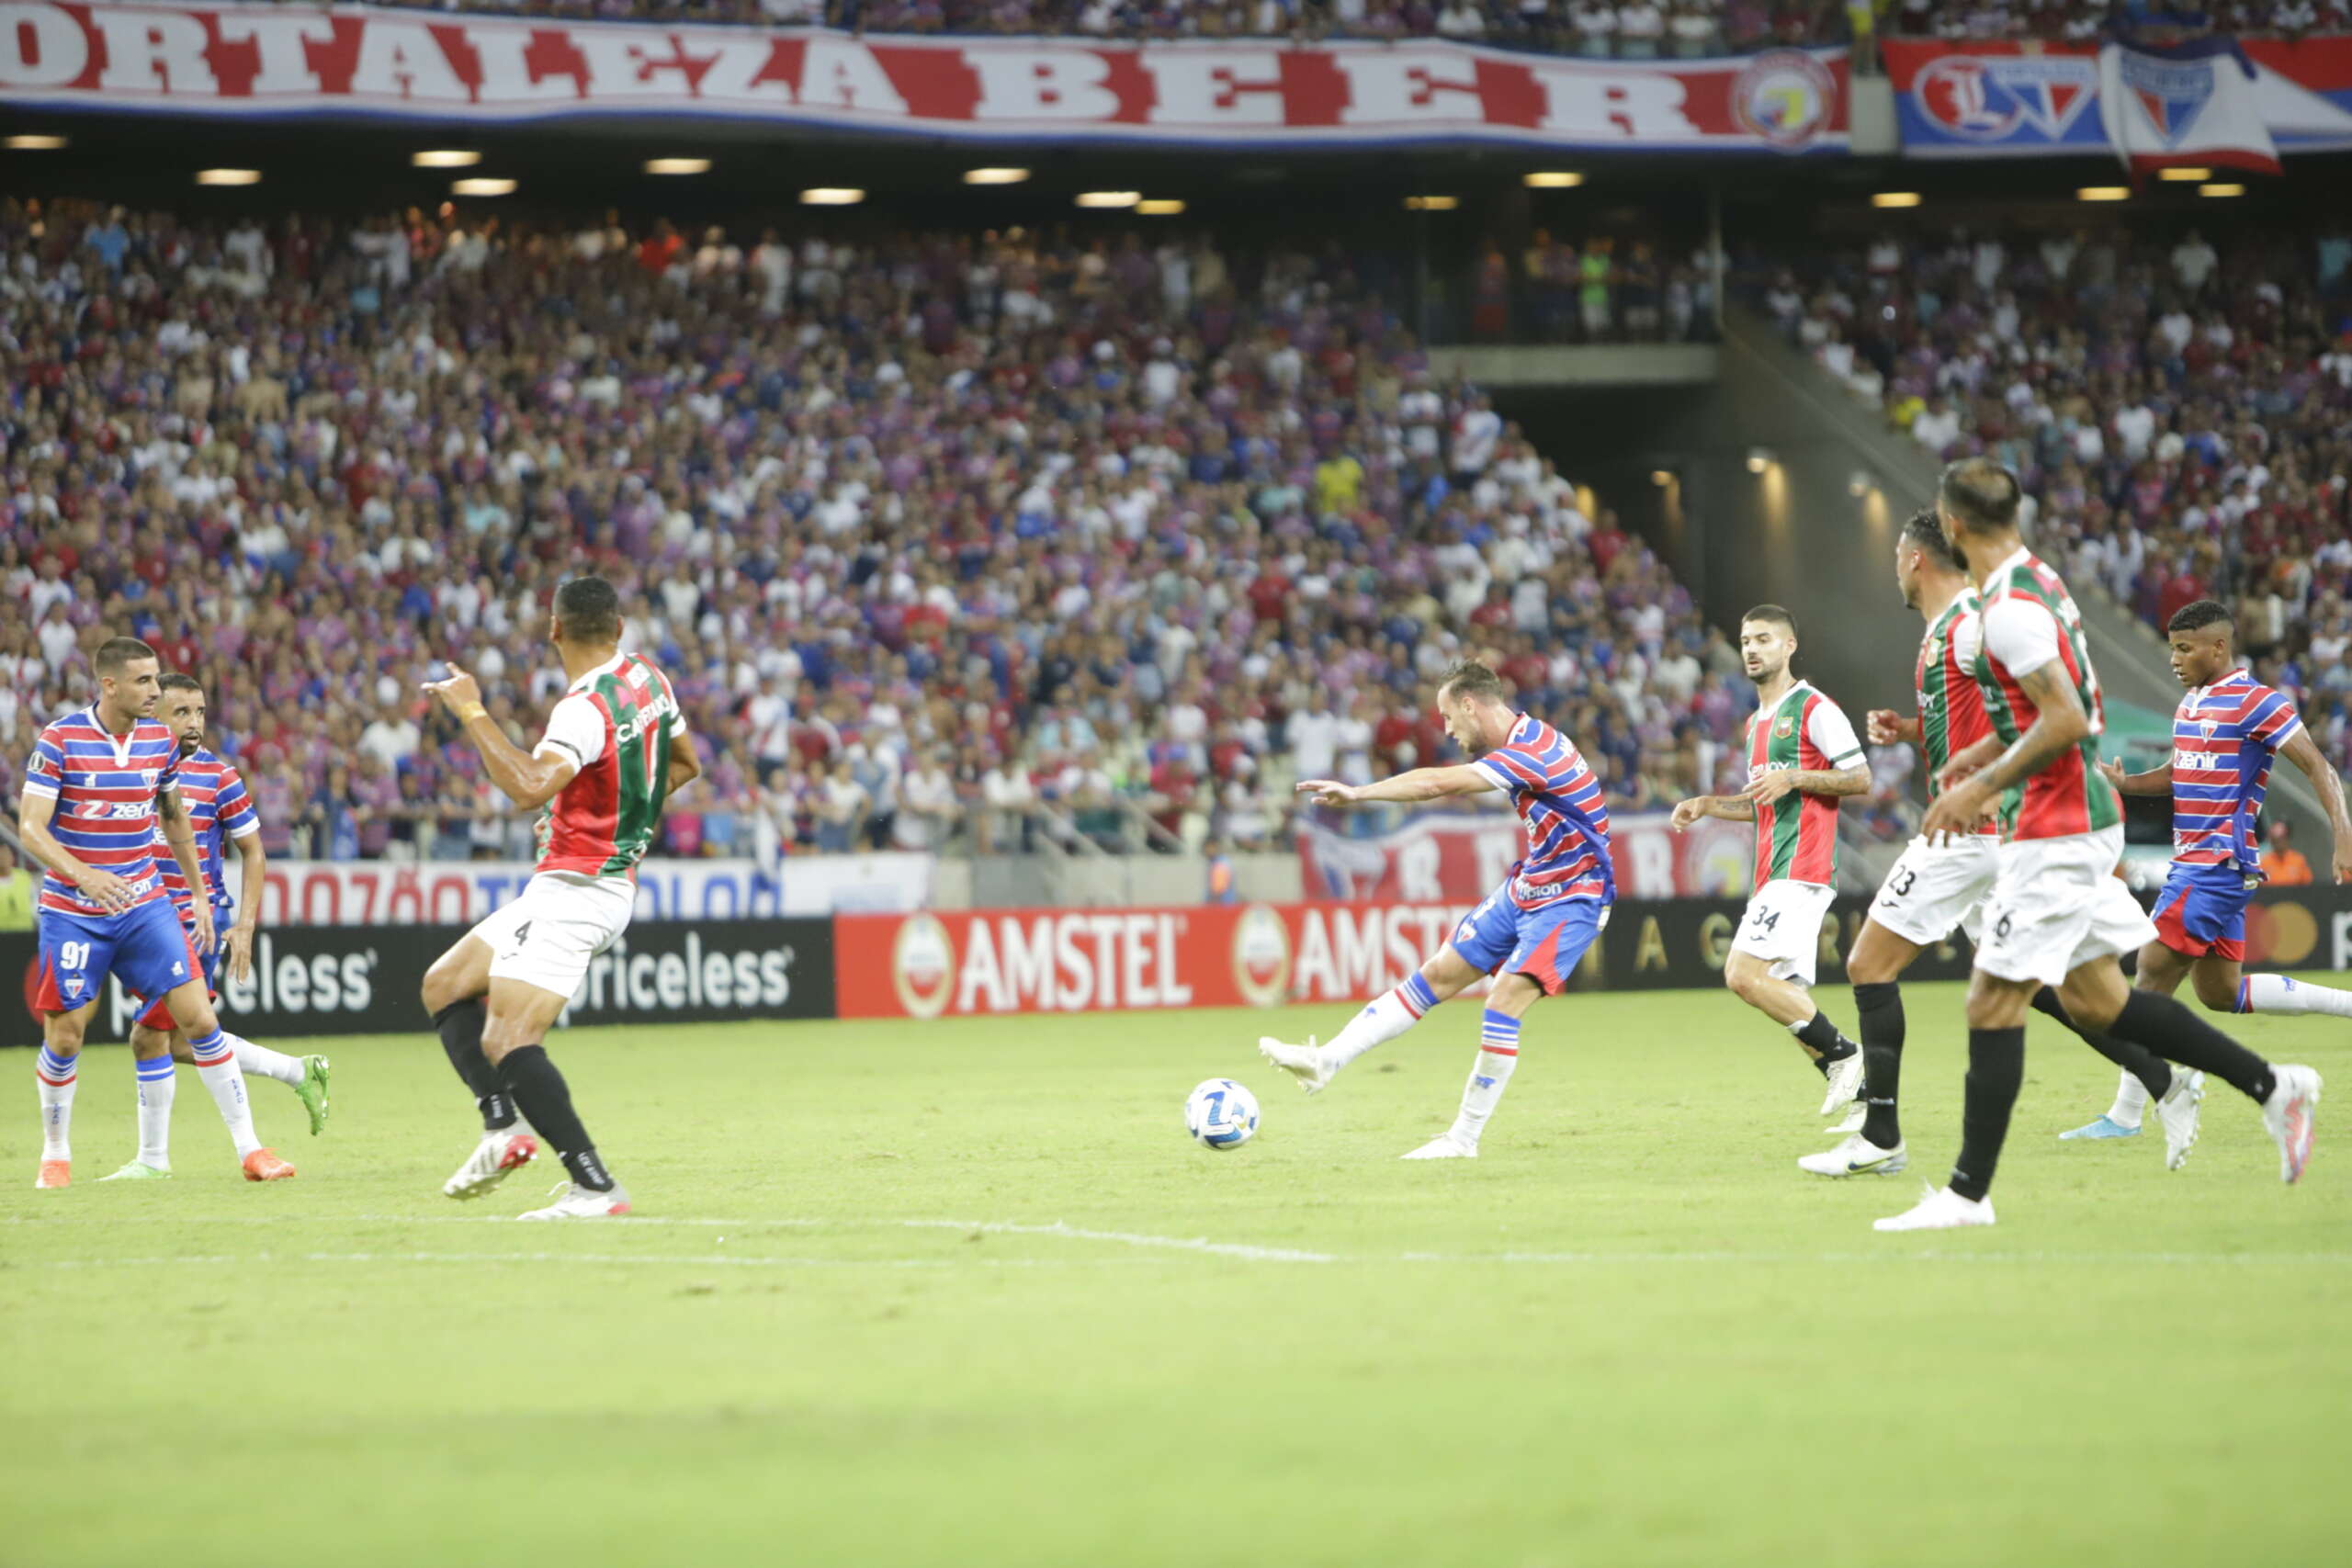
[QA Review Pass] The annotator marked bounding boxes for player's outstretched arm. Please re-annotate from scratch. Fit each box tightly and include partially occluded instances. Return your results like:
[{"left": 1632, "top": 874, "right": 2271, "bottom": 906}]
[
  {"left": 225, "top": 826, "right": 266, "bottom": 984},
  {"left": 2278, "top": 728, "right": 2352, "bottom": 883},
  {"left": 1923, "top": 662, "right": 2087, "bottom": 842},
  {"left": 424, "top": 666, "right": 578, "bottom": 810},
  {"left": 2096, "top": 757, "right": 2172, "bottom": 796},
  {"left": 14, "top": 791, "right": 134, "bottom": 911},
  {"left": 666, "top": 727, "right": 702, "bottom": 793},
  {"left": 1865, "top": 708, "right": 1922, "bottom": 746},
  {"left": 1296, "top": 764, "right": 1497, "bottom": 809},
  {"left": 1669, "top": 793, "right": 1754, "bottom": 829}
]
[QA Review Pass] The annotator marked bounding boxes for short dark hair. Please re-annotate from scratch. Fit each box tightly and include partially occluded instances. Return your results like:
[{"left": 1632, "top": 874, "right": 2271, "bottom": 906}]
[
  {"left": 1939, "top": 458, "right": 2022, "bottom": 536},
  {"left": 94, "top": 637, "right": 157, "bottom": 678},
  {"left": 1900, "top": 509, "right": 1965, "bottom": 571},
  {"left": 1741, "top": 604, "right": 1797, "bottom": 636},
  {"left": 553, "top": 576, "right": 623, "bottom": 646},
  {"left": 158, "top": 672, "right": 203, "bottom": 695},
  {"left": 2167, "top": 599, "right": 2234, "bottom": 637},
  {"left": 1437, "top": 659, "right": 1508, "bottom": 705}
]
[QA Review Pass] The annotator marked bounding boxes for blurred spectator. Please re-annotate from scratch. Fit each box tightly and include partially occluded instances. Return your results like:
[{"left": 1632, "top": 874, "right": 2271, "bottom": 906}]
[{"left": 2261, "top": 819, "right": 2315, "bottom": 885}]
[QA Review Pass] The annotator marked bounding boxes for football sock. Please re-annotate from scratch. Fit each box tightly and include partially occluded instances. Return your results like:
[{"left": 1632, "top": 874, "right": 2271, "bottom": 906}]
[
  {"left": 1853, "top": 981, "right": 1903, "bottom": 1148},
  {"left": 1949, "top": 1026, "right": 2025, "bottom": 1203},
  {"left": 435, "top": 999, "right": 517, "bottom": 1131},
  {"left": 2241, "top": 974, "right": 2352, "bottom": 1019},
  {"left": 1791, "top": 1010, "right": 1858, "bottom": 1075},
  {"left": 2030, "top": 985, "right": 2171, "bottom": 1105},
  {"left": 229, "top": 1035, "right": 305, "bottom": 1088},
  {"left": 187, "top": 1026, "right": 262, "bottom": 1159},
  {"left": 2109, "top": 991, "right": 2276, "bottom": 1106},
  {"left": 2107, "top": 1069, "right": 2152, "bottom": 1129},
  {"left": 1326, "top": 972, "right": 1441, "bottom": 1070},
  {"left": 36, "top": 1046, "right": 77, "bottom": 1161},
  {"left": 134, "top": 1054, "right": 176, "bottom": 1170},
  {"left": 495, "top": 1045, "right": 614, "bottom": 1191},
  {"left": 1450, "top": 1010, "right": 1521, "bottom": 1145}
]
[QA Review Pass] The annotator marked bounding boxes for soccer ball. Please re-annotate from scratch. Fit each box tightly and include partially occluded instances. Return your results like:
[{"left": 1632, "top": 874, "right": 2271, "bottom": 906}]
[{"left": 1185, "top": 1078, "right": 1261, "bottom": 1150}]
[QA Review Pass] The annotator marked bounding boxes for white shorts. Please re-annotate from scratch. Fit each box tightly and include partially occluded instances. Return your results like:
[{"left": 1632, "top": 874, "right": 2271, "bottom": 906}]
[
  {"left": 469, "top": 872, "right": 636, "bottom": 1001},
  {"left": 1974, "top": 826, "right": 2156, "bottom": 987},
  {"left": 1867, "top": 834, "right": 1998, "bottom": 948},
  {"left": 1729, "top": 879, "right": 1837, "bottom": 987}
]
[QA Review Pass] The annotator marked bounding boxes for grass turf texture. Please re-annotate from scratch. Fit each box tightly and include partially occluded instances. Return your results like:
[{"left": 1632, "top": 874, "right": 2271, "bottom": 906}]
[{"left": 4, "top": 979, "right": 2347, "bottom": 1568}]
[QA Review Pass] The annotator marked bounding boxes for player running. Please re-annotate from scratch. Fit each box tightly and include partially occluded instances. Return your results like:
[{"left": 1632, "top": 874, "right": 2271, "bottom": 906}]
[
  {"left": 1259, "top": 660, "right": 1612, "bottom": 1159},
  {"left": 18, "top": 637, "right": 291, "bottom": 1188},
  {"left": 102, "top": 673, "right": 331, "bottom": 1180},
  {"left": 419, "top": 576, "right": 699, "bottom": 1219},
  {"left": 1878, "top": 459, "right": 2320, "bottom": 1232},
  {"left": 1670, "top": 606, "right": 1871, "bottom": 1121},
  {"left": 1803, "top": 513, "right": 2184, "bottom": 1178},
  {"left": 2061, "top": 598, "right": 2352, "bottom": 1143}
]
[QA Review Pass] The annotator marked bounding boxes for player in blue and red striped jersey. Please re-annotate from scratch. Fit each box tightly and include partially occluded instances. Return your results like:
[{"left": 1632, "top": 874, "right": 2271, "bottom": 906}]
[
  {"left": 103, "top": 673, "right": 332, "bottom": 1180},
  {"left": 17, "top": 637, "right": 293, "bottom": 1189},
  {"left": 1260, "top": 660, "right": 1614, "bottom": 1159},
  {"left": 2062, "top": 598, "right": 2352, "bottom": 1143}
]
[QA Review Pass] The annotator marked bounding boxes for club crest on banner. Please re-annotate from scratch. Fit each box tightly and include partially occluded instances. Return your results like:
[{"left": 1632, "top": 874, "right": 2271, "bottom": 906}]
[
  {"left": 1915, "top": 54, "right": 2098, "bottom": 141},
  {"left": 1733, "top": 51, "right": 1838, "bottom": 148},
  {"left": 2119, "top": 50, "right": 2214, "bottom": 143}
]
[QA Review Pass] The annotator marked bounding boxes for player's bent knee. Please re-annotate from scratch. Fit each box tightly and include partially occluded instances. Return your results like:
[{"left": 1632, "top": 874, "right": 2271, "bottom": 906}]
[{"left": 128, "top": 1025, "right": 170, "bottom": 1059}]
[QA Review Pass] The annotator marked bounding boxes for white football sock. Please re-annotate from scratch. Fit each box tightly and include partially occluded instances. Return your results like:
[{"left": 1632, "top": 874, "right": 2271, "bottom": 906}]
[
  {"left": 188, "top": 1030, "right": 262, "bottom": 1158},
  {"left": 36, "top": 1046, "right": 76, "bottom": 1160},
  {"left": 1326, "top": 973, "right": 1441, "bottom": 1070},
  {"left": 2242, "top": 973, "right": 2352, "bottom": 1019},
  {"left": 231, "top": 1036, "right": 306, "bottom": 1087},
  {"left": 1450, "top": 1010, "right": 1523, "bottom": 1145},
  {"left": 134, "top": 1054, "right": 176, "bottom": 1170},
  {"left": 2108, "top": 1069, "right": 2150, "bottom": 1130}
]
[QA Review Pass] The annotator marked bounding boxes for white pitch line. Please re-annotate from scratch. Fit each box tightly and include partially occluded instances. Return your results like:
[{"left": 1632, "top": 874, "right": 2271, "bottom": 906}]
[{"left": 27, "top": 1251, "right": 1159, "bottom": 1271}]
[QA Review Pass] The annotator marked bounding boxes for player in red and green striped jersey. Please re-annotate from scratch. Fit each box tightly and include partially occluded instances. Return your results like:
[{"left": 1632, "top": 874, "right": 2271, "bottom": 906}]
[
  {"left": 418, "top": 577, "right": 702, "bottom": 1221},
  {"left": 1881, "top": 460, "right": 2320, "bottom": 1232},
  {"left": 1671, "top": 606, "right": 1872, "bottom": 1121}
]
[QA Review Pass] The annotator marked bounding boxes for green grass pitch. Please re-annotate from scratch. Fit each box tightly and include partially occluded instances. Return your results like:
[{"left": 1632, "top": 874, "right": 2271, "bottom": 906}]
[{"left": 4, "top": 979, "right": 2348, "bottom": 1567}]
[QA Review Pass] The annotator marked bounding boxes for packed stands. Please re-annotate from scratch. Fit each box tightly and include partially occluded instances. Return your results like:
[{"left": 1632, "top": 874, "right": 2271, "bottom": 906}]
[{"left": 0, "top": 197, "right": 1755, "bottom": 863}]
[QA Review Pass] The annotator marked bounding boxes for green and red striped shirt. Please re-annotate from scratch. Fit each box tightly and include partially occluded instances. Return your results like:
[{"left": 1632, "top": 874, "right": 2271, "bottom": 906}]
[
  {"left": 1917, "top": 589, "right": 2001, "bottom": 837},
  {"left": 533, "top": 652, "right": 688, "bottom": 880},
  {"left": 1746, "top": 681, "right": 1865, "bottom": 891},
  {"left": 1972, "top": 548, "right": 2121, "bottom": 842}
]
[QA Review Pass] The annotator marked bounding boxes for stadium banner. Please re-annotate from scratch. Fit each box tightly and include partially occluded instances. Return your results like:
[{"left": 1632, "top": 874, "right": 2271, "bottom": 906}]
[
  {"left": 0, "top": 4, "right": 1848, "bottom": 151},
  {"left": 242, "top": 854, "right": 933, "bottom": 927},
  {"left": 5, "top": 917, "right": 838, "bottom": 1042},
  {"left": 1297, "top": 810, "right": 1753, "bottom": 902},
  {"left": 1886, "top": 35, "right": 2352, "bottom": 157}
]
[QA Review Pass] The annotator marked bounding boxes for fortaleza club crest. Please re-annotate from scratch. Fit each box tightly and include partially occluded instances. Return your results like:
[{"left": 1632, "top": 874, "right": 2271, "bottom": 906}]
[
  {"left": 2120, "top": 50, "right": 2213, "bottom": 144},
  {"left": 1915, "top": 53, "right": 2098, "bottom": 141},
  {"left": 1732, "top": 51, "right": 1837, "bottom": 150}
]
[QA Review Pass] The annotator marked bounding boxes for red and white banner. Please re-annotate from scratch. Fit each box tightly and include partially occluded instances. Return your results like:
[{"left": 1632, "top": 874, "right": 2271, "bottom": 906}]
[
  {"left": 0, "top": 4, "right": 1847, "bottom": 150},
  {"left": 1297, "top": 810, "right": 1753, "bottom": 904},
  {"left": 243, "top": 853, "right": 934, "bottom": 927}
]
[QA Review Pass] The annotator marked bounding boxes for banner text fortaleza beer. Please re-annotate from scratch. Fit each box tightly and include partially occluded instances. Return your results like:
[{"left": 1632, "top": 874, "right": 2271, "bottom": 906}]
[{"left": 0, "top": 5, "right": 1847, "bottom": 150}]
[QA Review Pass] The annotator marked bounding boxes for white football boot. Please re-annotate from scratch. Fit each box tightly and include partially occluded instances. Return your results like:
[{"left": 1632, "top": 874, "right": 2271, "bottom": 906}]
[
  {"left": 2261, "top": 1065, "right": 2323, "bottom": 1184},
  {"left": 1259, "top": 1035, "right": 1334, "bottom": 1095},
  {"left": 1818, "top": 1050, "right": 1867, "bottom": 1119},
  {"left": 1873, "top": 1184, "right": 1996, "bottom": 1232},
  {"left": 517, "top": 1180, "right": 633, "bottom": 1220},
  {"left": 443, "top": 1129, "right": 539, "bottom": 1200},
  {"left": 1399, "top": 1132, "right": 1478, "bottom": 1160},
  {"left": 2154, "top": 1068, "right": 2205, "bottom": 1171},
  {"left": 1798, "top": 1134, "right": 1907, "bottom": 1178}
]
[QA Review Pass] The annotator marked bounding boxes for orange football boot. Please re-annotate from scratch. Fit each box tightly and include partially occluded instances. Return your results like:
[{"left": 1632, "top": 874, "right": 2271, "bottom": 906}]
[
  {"left": 35, "top": 1158, "right": 69, "bottom": 1189},
  {"left": 242, "top": 1148, "right": 296, "bottom": 1181}
]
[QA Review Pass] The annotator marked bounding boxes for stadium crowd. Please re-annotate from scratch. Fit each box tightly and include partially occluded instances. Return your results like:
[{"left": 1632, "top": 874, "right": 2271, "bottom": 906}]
[
  {"left": 1758, "top": 221, "right": 2352, "bottom": 776},
  {"left": 0, "top": 197, "right": 1788, "bottom": 864}
]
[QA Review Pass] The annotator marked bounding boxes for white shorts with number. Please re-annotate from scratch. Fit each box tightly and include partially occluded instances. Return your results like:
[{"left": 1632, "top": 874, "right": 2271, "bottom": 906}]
[
  {"left": 468, "top": 872, "right": 636, "bottom": 1001},
  {"left": 1973, "top": 826, "right": 2155, "bottom": 987},
  {"left": 1729, "top": 879, "right": 1837, "bottom": 987},
  {"left": 1868, "top": 833, "right": 1998, "bottom": 948}
]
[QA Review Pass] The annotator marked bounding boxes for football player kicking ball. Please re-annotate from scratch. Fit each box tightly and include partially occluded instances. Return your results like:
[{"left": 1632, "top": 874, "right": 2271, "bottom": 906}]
[
  {"left": 1671, "top": 606, "right": 1871, "bottom": 1123},
  {"left": 1260, "top": 660, "right": 1612, "bottom": 1159},
  {"left": 104, "top": 672, "right": 331, "bottom": 1181},
  {"left": 2062, "top": 598, "right": 2352, "bottom": 1143},
  {"left": 1878, "top": 460, "right": 2319, "bottom": 1233},
  {"left": 1804, "top": 514, "right": 2186, "bottom": 1179},
  {"left": 419, "top": 577, "right": 699, "bottom": 1220}
]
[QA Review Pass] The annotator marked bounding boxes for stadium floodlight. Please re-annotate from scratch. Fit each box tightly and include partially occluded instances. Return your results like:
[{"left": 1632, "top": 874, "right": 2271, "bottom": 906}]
[
  {"left": 451, "top": 177, "right": 517, "bottom": 197},
  {"left": 1651, "top": 468, "right": 1674, "bottom": 487},
  {"left": 1849, "top": 470, "right": 1874, "bottom": 497},
  {"left": 1075, "top": 191, "right": 1141, "bottom": 209},
  {"left": 1524, "top": 171, "right": 1583, "bottom": 188},
  {"left": 645, "top": 158, "right": 711, "bottom": 175},
  {"left": 2157, "top": 166, "right": 2211, "bottom": 181},
  {"left": 801, "top": 188, "right": 865, "bottom": 205},
  {"left": 2199, "top": 183, "right": 2246, "bottom": 198},
  {"left": 1404, "top": 196, "right": 1459, "bottom": 211},
  {"left": 963, "top": 168, "right": 1031, "bottom": 185},
  {"left": 1136, "top": 199, "right": 1186, "bottom": 215},
  {"left": 412, "top": 150, "right": 481, "bottom": 168},
  {"left": 2076, "top": 186, "right": 2130, "bottom": 202},
  {"left": 1871, "top": 192, "right": 1922, "bottom": 209},
  {"left": 196, "top": 169, "right": 261, "bottom": 186},
  {"left": 1746, "top": 448, "right": 1772, "bottom": 474},
  {"left": 6, "top": 133, "right": 67, "bottom": 150}
]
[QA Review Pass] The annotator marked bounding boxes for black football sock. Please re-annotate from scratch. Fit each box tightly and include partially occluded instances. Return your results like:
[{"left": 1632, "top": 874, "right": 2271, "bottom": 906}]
[
  {"left": 494, "top": 1044, "right": 615, "bottom": 1191},
  {"left": 434, "top": 999, "right": 515, "bottom": 1131},
  {"left": 1792, "top": 1009, "right": 1858, "bottom": 1075},
  {"left": 1949, "top": 1026, "right": 2025, "bottom": 1204},
  {"left": 1853, "top": 981, "right": 1904, "bottom": 1148},
  {"left": 2030, "top": 986, "right": 2172, "bottom": 1100},
  {"left": 2109, "top": 991, "right": 2277, "bottom": 1105}
]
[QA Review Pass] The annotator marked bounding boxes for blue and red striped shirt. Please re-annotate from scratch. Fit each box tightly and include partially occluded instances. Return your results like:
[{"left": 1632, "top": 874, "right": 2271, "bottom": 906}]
[
  {"left": 1471, "top": 712, "right": 1614, "bottom": 910},
  {"left": 2171, "top": 668, "right": 2301, "bottom": 872},
  {"left": 21, "top": 708, "right": 182, "bottom": 918},
  {"left": 153, "top": 747, "right": 259, "bottom": 913}
]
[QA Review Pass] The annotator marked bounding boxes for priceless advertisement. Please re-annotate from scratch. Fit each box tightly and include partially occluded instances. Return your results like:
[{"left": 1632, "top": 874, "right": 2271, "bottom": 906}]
[{"left": 0, "top": 4, "right": 1848, "bottom": 151}]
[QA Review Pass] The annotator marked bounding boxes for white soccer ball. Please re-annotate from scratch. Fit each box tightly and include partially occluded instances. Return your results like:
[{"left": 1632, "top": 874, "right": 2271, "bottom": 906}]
[{"left": 1185, "top": 1077, "right": 1261, "bottom": 1150}]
